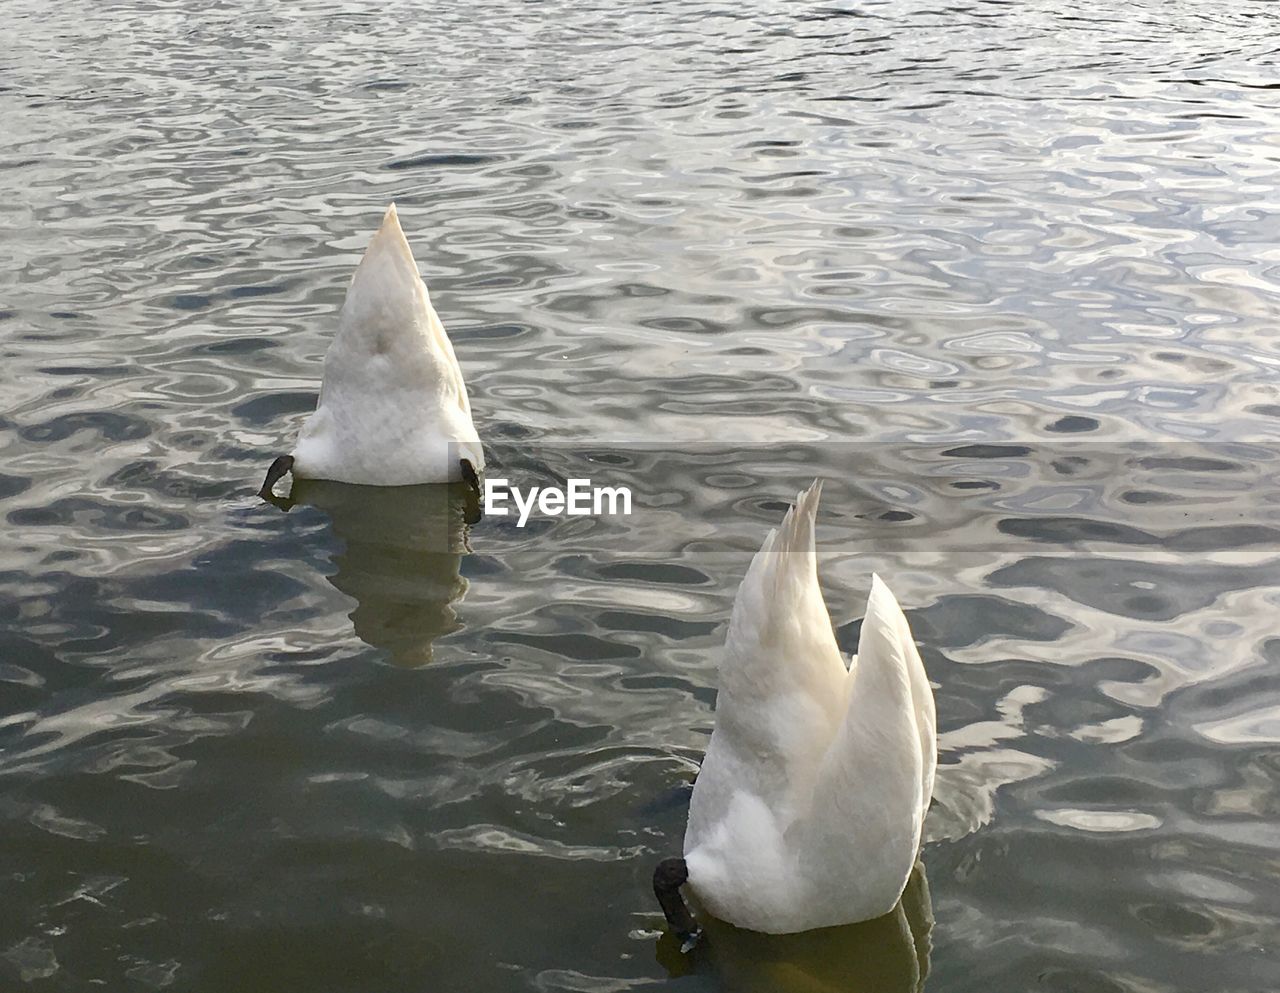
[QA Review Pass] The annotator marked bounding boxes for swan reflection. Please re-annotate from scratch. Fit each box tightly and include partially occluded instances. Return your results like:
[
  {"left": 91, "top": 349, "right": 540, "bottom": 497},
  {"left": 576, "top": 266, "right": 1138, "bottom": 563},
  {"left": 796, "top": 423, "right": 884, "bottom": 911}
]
[
  {"left": 282, "top": 479, "right": 477, "bottom": 665},
  {"left": 656, "top": 861, "right": 932, "bottom": 993}
]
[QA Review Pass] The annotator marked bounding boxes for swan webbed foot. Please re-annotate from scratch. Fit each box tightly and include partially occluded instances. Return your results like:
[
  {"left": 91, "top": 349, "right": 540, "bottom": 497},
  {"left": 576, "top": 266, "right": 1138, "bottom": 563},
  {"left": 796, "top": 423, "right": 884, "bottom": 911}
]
[
  {"left": 261, "top": 490, "right": 295, "bottom": 512},
  {"left": 459, "top": 458, "right": 480, "bottom": 494},
  {"left": 259, "top": 455, "right": 295, "bottom": 503},
  {"left": 654, "top": 857, "right": 702, "bottom": 952},
  {"left": 459, "top": 458, "right": 482, "bottom": 525}
]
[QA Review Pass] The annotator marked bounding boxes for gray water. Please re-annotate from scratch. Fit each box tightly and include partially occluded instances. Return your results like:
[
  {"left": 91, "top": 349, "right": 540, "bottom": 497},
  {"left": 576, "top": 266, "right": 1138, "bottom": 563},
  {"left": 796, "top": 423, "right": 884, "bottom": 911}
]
[{"left": 3, "top": 1, "right": 1280, "bottom": 990}]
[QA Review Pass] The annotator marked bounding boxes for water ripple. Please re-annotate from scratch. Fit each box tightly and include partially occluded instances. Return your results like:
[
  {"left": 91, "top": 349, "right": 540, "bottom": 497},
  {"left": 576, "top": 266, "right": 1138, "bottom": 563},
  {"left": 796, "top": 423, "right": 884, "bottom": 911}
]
[{"left": 3, "top": 0, "right": 1280, "bottom": 990}]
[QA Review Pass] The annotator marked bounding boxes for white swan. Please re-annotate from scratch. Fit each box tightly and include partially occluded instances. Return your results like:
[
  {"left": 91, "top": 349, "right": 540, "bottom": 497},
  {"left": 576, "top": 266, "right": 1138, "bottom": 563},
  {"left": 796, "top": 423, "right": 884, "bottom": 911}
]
[
  {"left": 260, "top": 204, "right": 483, "bottom": 496},
  {"left": 655, "top": 480, "right": 936, "bottom": 941}
]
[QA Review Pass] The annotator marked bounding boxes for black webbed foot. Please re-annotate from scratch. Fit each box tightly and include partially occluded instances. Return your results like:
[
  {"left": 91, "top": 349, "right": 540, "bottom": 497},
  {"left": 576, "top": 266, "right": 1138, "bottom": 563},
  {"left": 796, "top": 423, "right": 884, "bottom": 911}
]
[
  {"left": 259, "top": 455, "right": 294, "bottom": 503},
  {"left": 261, "top": 490, "right": 295, "bottom": 512},
  {"left": 654, "top": 857, "right": 702, "bottom": 952},
  {"left": 459, "top": 458, "right": 480, "bottom": 494},
  {"left": 459, "top": 458, "right": 482, "bottom": 525}
]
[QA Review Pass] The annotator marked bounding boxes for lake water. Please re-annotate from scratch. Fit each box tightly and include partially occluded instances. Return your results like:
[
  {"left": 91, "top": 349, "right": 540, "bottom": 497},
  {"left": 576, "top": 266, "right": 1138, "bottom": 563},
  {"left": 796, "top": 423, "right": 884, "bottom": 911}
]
[{"left": 3, "top": 1, "right": 1279, "bottom": 990}]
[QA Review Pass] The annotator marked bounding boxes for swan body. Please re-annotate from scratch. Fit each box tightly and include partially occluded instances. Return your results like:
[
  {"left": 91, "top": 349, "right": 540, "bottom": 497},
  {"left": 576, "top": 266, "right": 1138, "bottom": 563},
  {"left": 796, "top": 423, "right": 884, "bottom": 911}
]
[
  {"left": 682, "top": 480, "right": 936, "bottom": 934},
  {"left": 290, "top": 204, "right": 483, "bottom": 485}
]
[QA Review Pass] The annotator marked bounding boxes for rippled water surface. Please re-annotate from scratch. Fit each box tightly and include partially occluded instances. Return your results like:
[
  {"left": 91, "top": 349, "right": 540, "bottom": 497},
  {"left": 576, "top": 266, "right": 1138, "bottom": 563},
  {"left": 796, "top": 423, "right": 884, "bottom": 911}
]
[{"left": 4, "top": 1, "right": 1280, "bottom": 990}]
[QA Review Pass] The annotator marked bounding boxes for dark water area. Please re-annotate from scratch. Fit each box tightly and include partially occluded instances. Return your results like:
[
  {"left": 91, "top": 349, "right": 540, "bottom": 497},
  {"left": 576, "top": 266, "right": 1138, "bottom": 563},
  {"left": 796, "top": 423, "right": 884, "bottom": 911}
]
[{"left": 3, "top": 1, "right": 1279, "bottom": 990}]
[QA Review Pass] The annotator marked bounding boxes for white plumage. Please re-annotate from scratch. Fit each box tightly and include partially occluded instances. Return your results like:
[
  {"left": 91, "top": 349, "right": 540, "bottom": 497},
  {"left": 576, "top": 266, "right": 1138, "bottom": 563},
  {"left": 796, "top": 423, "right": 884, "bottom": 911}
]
[
  {"left": 683, "top": 480, "right": 937, "bottom": 934},
  {"left": 291, "top": 204, "right": 483, "bottom": 485}
]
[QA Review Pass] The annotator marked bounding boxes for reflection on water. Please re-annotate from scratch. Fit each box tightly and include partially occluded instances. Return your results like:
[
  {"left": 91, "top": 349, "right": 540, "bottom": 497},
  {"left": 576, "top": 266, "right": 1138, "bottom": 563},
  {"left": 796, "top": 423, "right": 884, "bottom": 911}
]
[
  {"left": 657, "top": 863, "right": 932, "bottom": 993},
  {"left": 277, "top": 479, "right": 476, "bottom": 666},
  {"left": 3, "top": 0, "right": 1280, "bottom": 989}
]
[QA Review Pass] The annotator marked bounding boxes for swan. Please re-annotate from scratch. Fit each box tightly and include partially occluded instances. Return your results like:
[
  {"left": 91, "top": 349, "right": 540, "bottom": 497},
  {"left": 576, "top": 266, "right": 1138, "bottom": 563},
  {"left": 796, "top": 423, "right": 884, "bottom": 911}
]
[
  {"left": 654, "top": 480, "right": 936, "bottom": 945},
  {"left": 259, "top": 204, "right": 484, "bottom": 497}
]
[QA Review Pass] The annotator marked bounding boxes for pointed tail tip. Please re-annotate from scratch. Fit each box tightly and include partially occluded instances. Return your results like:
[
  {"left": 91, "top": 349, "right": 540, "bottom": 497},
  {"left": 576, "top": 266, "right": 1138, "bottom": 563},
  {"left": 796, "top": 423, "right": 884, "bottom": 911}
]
[
  {"left": 358, "top": 201, "right": 418, "bottom": 276},
  {"left": 378, "top": 201, "right": 403, "bottom": 234},
  {"left": 798, "top": 477, "right": 822, "bottom": 509},
  {"left": 868, "top": 572, "right": 906, "bottom": 614},
  {"left": 789, "top": 477, "right": 823, "bottom": 529},
  {"left": 764, "top": 477, "right": 822, "bottom": 558}
]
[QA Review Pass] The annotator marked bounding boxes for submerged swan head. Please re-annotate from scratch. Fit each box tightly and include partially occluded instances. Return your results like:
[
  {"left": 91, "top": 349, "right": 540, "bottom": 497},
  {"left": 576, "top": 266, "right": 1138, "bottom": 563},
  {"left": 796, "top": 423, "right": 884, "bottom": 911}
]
[
  {"left": 657, "top": 860, "right": 933, "bottom": 993},
  {"left": 260, "top": 204, "right": 484, "bottom": 496},
  {"left": 286, "top": 477, "right": 475, "bottom": 665},
  {"left": 655, "top": 480, "right": 937, "bottom": 942}
]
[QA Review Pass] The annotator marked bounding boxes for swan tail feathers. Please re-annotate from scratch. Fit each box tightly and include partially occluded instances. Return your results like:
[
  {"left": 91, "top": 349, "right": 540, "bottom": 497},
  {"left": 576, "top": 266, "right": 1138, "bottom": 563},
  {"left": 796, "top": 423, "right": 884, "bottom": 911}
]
[
  {"left": 719, "top": 479, "right": 844, "bottom": 710},
  {"left": 346, "top": 203, "right": 422, "bottom": 313},
  {"left": 338, "top": 205, "right": 470, "bottom": 410},
  {"left": 736, "top": 479, "right": 821, "bottom": 606},
  {"left": 849, "top": 576, "right": 937, "bottom": 811},
  {"left": 766, "top": 478, "right": 822, "bottom": 595}
]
